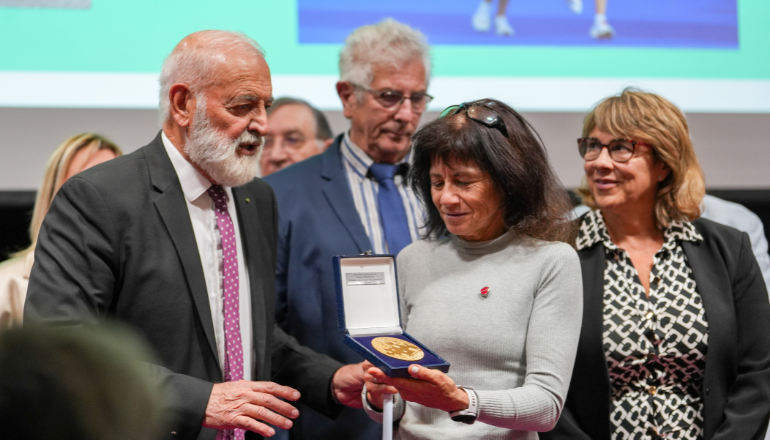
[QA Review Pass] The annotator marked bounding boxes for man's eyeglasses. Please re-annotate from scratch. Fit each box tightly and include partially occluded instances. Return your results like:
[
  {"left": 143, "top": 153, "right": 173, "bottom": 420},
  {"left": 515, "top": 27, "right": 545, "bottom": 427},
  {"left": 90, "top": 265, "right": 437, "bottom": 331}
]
[
  {"left": 577, "top": 137, "right": 652, "bottom": 163},
  {"left": 356, "top": 85, "right": 433, "bottom": 111},
  {"left": 439, "top": 103, "right": 509, "bottom": 139},
  {"left": 264, "top": 133, "right": 307, "bottom": 151}
]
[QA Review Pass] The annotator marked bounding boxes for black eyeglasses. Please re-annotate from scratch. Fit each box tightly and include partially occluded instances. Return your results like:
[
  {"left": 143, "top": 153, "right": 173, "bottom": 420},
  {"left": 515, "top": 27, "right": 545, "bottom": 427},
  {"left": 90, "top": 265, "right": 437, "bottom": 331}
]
[
  {"left": 577, "top": 137, "right": 652, "bottom": 163},
  {"left": 355, "top": 85, "right": 433, "bottom": 111},
  {"left": 439, "top": 103, "right": 509, "bottom": 138}
]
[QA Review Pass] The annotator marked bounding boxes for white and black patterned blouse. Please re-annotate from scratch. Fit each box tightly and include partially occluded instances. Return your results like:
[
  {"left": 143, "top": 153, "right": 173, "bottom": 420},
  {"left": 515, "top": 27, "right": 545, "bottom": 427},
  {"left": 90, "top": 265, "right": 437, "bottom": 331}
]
[{"left": 577, "top": 210, "right": 709, "bottom": 440}]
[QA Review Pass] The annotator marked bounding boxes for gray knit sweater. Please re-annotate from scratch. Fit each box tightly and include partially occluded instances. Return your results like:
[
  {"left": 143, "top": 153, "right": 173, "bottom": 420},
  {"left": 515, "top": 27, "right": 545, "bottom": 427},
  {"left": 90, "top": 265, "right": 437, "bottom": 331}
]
[{"left": 364, "top": 229, "right": 583, "bottom": 439}]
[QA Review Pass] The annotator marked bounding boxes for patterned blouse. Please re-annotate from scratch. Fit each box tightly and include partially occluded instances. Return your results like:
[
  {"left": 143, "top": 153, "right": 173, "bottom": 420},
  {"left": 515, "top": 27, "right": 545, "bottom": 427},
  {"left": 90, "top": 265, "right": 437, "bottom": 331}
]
[{"left": 577, "top": 210, "right": 709, "bottom": 440}]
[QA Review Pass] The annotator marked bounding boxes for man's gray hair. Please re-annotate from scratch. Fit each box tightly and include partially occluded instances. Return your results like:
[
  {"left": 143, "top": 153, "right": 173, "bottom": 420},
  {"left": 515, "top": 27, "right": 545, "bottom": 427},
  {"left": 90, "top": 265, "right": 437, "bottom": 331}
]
[
  {"left": 339, "top": 18, "right": 431, "bottom": 93},
  {"left": 158, "top": 30, "right": 264, "bottom": 124}
]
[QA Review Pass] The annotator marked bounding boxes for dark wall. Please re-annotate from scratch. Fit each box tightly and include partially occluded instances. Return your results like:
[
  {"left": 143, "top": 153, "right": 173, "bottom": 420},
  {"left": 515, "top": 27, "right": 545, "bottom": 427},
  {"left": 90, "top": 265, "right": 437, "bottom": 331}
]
[
  {"left": 2, "top": 189, "right": 770, "bottom": 262},
  {"left": 0, "top": 191, "right": 35, "bottom": 260}
]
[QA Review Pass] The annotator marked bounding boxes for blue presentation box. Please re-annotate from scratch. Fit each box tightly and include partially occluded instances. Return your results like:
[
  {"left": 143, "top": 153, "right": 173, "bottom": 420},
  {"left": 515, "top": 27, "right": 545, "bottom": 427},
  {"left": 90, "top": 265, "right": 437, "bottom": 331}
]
[{"left": 333, "top": 254, "right": 450, "bottom": 378}]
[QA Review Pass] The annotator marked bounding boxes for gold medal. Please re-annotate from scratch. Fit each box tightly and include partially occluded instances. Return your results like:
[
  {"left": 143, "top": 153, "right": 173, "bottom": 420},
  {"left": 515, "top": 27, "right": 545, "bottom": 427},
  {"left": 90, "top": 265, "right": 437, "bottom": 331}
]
[{"left": 371, "top": 337, "right": 425, "bottom": 361}]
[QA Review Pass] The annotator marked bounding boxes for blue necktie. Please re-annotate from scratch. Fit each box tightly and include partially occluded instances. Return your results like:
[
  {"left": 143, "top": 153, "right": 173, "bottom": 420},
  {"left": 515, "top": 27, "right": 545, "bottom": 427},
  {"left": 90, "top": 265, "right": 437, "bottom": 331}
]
[{"left": 369, "top": 163, "right": 412, "bottom": 255}]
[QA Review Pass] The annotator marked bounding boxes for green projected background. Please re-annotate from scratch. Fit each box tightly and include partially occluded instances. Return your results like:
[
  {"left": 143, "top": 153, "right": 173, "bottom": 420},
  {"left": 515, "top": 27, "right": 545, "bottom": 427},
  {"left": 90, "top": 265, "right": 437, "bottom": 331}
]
[{"left": 0, "top": 0, "right": 768, "bottom": 79}]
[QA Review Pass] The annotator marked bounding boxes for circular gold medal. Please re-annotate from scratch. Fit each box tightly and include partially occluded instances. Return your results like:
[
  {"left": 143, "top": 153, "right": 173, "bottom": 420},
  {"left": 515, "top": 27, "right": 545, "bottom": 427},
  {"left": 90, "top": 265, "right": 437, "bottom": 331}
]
[{"left": 371, "top": 337, "right": 425, "bottom": 361}]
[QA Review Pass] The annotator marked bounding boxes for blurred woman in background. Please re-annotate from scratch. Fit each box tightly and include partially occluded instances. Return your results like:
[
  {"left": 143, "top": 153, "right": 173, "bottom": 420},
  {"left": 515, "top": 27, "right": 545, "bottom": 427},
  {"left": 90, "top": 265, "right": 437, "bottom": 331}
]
[
  {"left": 543, "top": 89, "right": 770, "bottom": 440},
  {"left": 0, "top": 133, "right": 121, "bottom": 328}
]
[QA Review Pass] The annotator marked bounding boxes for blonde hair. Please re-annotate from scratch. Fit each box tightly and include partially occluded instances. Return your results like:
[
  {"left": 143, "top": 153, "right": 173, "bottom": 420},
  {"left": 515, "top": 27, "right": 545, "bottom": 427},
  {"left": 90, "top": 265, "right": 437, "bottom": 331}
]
[
  {"left": 578, "top": 88, "right": 705, "bottom": 229},
  {"left": 16, "top": 134, "right": 122, "bottom": 257}
]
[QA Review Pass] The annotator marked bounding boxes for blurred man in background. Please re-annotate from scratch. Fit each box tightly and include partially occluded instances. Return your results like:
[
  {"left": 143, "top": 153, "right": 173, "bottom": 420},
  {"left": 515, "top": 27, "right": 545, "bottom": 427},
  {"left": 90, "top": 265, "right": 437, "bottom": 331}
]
[{"left": 260, "top": 97, "right": 334, "bottom": 176}]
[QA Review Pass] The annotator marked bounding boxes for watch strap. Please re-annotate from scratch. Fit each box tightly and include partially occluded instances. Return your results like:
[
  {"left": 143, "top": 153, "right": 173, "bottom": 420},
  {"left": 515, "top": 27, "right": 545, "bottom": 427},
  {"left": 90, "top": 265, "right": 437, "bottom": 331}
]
[{"left": 449, "top": 386, "right": 478, "bottom": 424}]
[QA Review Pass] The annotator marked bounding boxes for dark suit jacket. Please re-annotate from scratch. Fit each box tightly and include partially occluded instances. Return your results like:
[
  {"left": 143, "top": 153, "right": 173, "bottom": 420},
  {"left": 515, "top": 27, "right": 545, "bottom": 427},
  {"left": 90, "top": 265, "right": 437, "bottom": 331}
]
[
  {"left": 542, "top": 218, "right": 770, "bottom": 440},
  {"left": 24, "top": 133, "right": 343, "bottom": 440},
  {"left": 264, "top": 135, "right": 381, "bottom": 440}
]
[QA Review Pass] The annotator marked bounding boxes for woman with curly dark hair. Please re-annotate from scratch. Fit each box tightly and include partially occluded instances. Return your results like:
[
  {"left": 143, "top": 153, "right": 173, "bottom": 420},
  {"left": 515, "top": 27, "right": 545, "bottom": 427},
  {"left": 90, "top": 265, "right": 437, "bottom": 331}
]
[{"left": 361, "top": 99, "right": 583, "bottom": 439}]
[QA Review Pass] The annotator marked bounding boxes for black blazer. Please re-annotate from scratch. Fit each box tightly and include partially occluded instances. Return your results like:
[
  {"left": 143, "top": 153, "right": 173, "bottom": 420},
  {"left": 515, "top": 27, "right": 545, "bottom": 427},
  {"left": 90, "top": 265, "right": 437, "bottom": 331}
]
[
  {"left": 25, "top": 133, "right": 343, "bottom": 440},
  {"left": 543, "top": 218, "right": 770, "bottom": 440}
]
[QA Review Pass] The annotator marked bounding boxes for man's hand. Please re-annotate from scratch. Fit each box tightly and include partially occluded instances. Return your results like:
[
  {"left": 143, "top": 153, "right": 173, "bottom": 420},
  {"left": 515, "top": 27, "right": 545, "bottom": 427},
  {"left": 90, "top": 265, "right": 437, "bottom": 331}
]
[
  {"left": 202, "top": 381, "right": 301, "bottom": 437},
  {"left": 362, "top": 360, "right": 398, "bottom": 410},
  {"left": 331, "top": 363, "right": 366, "bottom": 408}
]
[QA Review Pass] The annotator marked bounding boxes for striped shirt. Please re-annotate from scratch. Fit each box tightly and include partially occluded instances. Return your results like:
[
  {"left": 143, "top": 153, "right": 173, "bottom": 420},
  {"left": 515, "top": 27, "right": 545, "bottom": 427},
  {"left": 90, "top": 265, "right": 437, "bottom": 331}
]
[{"left": 341, "top": 132, "right": 425, "bottom": 254}]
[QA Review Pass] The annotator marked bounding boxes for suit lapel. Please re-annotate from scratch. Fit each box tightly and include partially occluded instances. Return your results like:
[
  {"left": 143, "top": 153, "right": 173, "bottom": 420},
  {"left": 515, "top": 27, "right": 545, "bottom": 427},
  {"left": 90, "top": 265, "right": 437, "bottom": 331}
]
[
  {"left": 233, "top": 185, "right": 269, "bottom": 377},
  {"left": 320, "top": 136, "right": 372, "bottom": 253},
  {"left": 146, "top": 134, "right": 220, "bottom": 368},
  {"left": 578, "top": 243, "right": 613, "bottom": 440},
  {"left": 580, "top": 244, "right": 609, "bottom": 370},
  {"left": 682, "top": 236, "right": 734, "bottom": 438}
]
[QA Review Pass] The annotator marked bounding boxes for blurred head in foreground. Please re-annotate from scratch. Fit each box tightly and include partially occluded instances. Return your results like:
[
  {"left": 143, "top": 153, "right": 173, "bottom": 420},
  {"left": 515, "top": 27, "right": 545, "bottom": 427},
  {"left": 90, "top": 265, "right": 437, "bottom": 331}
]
[{"left": 0, "top": 324, "right": 166, "bottom": 440}]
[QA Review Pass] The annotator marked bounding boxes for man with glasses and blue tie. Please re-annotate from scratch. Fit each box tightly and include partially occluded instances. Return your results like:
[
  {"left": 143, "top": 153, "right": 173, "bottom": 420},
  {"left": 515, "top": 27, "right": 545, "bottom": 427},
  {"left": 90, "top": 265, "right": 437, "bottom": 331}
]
[{"left": 264, "top": 18, "right": 432, "bottom": 440}]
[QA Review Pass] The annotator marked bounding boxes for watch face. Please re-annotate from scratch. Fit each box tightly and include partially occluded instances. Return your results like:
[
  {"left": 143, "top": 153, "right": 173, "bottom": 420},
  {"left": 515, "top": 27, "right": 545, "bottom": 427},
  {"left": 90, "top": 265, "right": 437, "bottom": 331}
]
[{"left": 451, "top": 414, "right": 476, "bottom": 425}]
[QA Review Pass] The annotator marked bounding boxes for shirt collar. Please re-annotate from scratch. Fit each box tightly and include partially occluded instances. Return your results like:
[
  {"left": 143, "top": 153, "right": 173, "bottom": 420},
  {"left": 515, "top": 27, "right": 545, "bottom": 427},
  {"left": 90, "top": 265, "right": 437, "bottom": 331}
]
[
  {"left": 162, "top": 132, "right": 221, "bottom": 203},
  {"left": 576, "top": 210, "right": 615, "bottom": 251},
  {"left": 576, "top": 209, "right": 703, "bottom": 251},
  {"left": 341, "top": 131, "right": 411, "bottom": 180}
]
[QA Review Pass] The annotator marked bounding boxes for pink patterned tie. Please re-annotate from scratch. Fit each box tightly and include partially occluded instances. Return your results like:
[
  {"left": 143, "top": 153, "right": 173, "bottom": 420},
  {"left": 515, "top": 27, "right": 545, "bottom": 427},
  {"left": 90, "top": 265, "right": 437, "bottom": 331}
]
[{"left": 208, "top": 185, "right": 245, "bottom": 440}]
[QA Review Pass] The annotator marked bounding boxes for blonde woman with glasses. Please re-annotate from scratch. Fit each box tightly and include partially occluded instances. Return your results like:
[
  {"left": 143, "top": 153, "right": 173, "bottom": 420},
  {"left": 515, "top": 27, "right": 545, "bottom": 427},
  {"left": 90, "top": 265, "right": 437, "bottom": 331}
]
[
  {"left": 0, "top": 134, "right": 121, "bottom": 328},
  {"left": 543, "top": 89, "right": 770, "bottom": 440}
]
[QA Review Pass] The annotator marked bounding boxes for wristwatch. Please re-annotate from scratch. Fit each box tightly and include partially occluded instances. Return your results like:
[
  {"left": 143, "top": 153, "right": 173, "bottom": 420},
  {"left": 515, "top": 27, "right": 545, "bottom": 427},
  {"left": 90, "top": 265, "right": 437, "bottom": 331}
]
[{"left": 449, "top": 386, "right": 478, "bottom": 424}]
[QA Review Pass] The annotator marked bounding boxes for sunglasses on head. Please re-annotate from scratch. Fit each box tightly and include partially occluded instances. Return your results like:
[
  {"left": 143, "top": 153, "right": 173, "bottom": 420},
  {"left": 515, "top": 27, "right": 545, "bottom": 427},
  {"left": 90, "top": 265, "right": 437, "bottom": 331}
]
[
  {"left": 439, "top": 103, "right": 509, "bottom": 139},
  {"left": 577, "top": 137, "right": 652, "bottom": 163}
]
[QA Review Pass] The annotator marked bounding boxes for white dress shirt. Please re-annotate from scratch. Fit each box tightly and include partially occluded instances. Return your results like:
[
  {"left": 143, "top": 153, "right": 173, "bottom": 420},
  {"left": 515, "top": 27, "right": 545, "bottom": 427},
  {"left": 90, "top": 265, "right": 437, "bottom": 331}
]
[{"left": 162, "top": 133, "right": 254, "bottom": 382}]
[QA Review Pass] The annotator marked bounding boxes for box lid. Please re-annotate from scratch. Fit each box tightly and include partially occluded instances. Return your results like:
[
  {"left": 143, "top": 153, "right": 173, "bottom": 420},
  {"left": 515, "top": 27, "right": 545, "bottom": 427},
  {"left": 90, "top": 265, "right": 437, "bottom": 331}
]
[{"left": 334, "top": 255, "right": 402, "bottom": 337}]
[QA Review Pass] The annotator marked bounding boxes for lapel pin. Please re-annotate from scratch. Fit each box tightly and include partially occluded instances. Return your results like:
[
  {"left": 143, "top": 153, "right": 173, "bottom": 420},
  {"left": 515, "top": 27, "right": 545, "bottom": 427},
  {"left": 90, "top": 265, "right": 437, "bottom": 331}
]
[
  {"left": 480, "top": 286, "right": 490, "bottom": 298},
  {"left": 245, "top": 198, "right": 250, "bottom": 203}
]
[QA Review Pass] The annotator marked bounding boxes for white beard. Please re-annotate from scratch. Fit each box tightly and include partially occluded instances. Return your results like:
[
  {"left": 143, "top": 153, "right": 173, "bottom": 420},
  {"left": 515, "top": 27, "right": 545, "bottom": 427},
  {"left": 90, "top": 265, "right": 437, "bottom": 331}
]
[{"left": 184, "top": 100, "right": 263, "bottom": 188}]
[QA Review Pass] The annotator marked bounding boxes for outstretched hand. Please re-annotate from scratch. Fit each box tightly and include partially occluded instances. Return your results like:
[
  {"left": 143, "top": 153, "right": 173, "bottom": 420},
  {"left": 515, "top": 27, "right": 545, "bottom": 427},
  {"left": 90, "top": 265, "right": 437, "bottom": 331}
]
[
  {"left": 203, "top": 380, "right": 300, "bottom": 437},
  {"left": 332, "top": 363, "right": 366, "bottom": 408},
  {"left": 366, "top": 364, "right": 469, "bottom": 412},
  {"left": 362, "top": 360, "right": 399, "bottom": 409}
]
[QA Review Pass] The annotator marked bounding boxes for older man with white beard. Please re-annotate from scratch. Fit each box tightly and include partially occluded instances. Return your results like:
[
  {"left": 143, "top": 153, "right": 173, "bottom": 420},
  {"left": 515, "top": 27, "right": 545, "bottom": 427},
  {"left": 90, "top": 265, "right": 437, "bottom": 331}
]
[{"left": 25, "top": 30, "right": 364, "bottom": 440}]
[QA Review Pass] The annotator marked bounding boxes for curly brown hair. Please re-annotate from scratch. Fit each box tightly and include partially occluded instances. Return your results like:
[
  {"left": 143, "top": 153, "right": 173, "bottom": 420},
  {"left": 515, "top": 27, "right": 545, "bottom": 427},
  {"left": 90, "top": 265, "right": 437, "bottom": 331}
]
[{"left": 410, "top": 98, "right": 575, "bottom": 244}]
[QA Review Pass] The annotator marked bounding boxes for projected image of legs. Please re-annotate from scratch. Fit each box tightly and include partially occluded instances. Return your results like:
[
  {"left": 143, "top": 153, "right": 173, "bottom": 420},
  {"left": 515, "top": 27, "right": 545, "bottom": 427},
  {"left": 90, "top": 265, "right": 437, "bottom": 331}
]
[
  {"left": 589, "top": 0, "right": 614, "bottom": 39},
  {"left": 298, "top": 0, "right": 738, "bottom": 48},
  {"left": 471, "top": 0, "right": 514, "bottom": 36}
]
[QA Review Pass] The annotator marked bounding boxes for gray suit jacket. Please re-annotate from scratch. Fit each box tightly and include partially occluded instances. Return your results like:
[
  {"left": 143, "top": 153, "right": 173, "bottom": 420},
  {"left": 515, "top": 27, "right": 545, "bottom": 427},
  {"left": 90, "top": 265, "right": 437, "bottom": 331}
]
[{"left": 25, "top": 133, "right": 343, "bottom": 440}]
